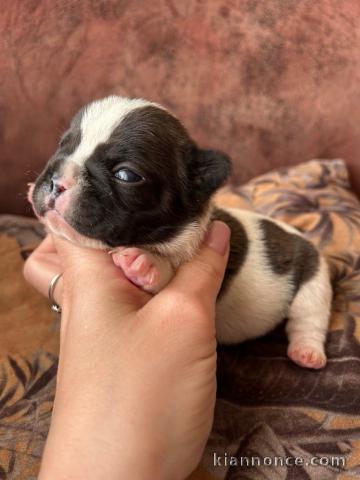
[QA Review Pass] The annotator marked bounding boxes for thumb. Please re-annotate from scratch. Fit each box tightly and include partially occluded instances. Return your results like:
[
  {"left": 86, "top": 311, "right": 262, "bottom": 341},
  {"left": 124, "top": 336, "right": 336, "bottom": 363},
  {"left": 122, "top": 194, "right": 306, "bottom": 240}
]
[{"left": 165, "top": 221, "right": 230, "bottom": 308}]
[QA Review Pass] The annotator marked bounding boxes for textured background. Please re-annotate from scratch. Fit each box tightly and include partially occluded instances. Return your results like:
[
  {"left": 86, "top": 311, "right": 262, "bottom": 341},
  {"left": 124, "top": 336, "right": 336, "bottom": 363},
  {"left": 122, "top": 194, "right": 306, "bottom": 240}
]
[{"left": 1, "top": 0, "right": 360, "bottom": 215}]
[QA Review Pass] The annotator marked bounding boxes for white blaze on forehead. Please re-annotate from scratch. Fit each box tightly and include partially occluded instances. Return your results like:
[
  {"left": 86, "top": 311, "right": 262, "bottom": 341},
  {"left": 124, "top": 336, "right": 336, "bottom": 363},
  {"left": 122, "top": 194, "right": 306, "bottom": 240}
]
[{"left": 68, "top": 96, "right": 159, "bottom": 167}]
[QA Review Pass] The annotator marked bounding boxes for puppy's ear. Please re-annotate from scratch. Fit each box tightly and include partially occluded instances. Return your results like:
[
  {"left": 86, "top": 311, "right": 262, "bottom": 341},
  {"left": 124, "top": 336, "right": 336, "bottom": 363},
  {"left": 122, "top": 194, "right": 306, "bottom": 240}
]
[{"left": 189, "top": 148, "right": 232, "bottom": 199}]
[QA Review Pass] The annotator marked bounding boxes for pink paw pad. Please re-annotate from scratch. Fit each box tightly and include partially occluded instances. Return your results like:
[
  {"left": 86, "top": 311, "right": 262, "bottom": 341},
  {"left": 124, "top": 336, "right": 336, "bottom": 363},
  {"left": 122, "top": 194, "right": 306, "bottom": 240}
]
[
  {"left": 288, "top": 344, "right": 327, "bottom": 369},
  {"left": 111, "top": 248, "right": 159, "bottom": 290}
]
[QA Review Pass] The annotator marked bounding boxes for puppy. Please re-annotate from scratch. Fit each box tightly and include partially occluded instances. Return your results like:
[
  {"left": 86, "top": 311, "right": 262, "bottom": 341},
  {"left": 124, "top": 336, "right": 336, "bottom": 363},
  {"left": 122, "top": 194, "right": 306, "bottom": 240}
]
[{"left": 29, "top": 96, "right": 332, "bottom": 369}]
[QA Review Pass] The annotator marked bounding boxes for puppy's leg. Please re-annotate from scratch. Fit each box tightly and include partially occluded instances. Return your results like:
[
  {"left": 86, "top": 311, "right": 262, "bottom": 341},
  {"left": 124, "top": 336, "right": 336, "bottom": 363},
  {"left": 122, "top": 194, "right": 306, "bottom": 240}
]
[
  {"left": 286, "top": 257, "right": 332, "bottom": 369},
  {"left": 111, "top": 248, "right": 174, "bottom": 294}
]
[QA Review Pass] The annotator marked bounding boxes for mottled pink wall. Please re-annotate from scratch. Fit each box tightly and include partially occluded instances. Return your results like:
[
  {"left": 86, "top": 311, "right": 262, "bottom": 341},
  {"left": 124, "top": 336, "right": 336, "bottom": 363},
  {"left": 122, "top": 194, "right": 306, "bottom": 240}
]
[{"left": 1, "top": 0, "right": 360, "bottom": 215}]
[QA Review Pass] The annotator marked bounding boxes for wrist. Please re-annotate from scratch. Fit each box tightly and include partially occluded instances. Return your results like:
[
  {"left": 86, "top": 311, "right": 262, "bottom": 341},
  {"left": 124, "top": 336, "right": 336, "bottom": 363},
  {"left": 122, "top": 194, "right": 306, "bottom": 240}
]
[{"left": 39, "top": 422, "right": 174, "bottom": 480}]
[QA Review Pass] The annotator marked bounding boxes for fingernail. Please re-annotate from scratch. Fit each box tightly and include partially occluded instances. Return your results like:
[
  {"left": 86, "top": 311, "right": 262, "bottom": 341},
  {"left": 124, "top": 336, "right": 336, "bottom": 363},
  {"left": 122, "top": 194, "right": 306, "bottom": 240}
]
[{"left": 205, "top": 221, "right": 230, "bottom": 255}]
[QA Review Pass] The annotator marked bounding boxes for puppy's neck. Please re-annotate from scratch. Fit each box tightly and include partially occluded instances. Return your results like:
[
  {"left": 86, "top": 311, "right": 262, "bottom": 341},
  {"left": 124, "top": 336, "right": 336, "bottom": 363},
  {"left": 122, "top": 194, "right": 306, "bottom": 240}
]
[{"left": 146, "top": 204, "right": 214, "bottom": 268}]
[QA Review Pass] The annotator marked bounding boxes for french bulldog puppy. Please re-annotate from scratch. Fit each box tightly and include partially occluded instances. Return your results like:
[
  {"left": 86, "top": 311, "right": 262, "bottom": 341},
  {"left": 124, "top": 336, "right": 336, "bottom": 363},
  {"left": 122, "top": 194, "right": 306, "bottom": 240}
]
[{"left": 29, "top": 96, "right": 332, "bottom": 369}]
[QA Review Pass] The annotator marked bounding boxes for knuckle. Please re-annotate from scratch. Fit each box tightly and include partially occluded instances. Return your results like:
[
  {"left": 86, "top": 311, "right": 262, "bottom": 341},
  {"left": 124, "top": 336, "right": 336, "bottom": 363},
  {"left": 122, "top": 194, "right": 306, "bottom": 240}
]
[
  {"left": 167, "top": 291, "right": 208, "bottom": 320},
  {"left": 162, "top": 290, "right": 189, "bottom": 315},
  {"left": 193, "top": 257, "right": 220, "bottom": 280},
  {"left": 188, "top": 299, "right": 209, "bottom": 320}
]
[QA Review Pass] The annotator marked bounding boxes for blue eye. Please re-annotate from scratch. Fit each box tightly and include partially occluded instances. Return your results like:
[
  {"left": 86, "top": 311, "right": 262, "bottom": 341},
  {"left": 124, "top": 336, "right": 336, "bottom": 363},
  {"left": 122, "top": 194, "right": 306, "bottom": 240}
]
[{"left": 114, "top": 168, "right": 144, "bottom": 183}]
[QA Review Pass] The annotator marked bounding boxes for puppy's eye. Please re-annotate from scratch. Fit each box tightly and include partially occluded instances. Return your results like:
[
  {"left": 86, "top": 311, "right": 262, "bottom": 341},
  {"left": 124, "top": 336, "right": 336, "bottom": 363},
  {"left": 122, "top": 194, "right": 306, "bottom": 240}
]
[{"left": 114, "top": 168, "right": 144, "bottom": 183}]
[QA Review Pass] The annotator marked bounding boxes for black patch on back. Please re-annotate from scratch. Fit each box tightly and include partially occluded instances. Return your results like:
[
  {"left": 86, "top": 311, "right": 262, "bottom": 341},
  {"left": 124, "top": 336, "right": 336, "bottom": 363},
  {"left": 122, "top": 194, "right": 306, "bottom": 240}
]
[
  {"left": 260, "top": 219, "right": 319, "bottom": 294},
  {"left": 212, "top": 207, "right": 249, "bottom": 296}
]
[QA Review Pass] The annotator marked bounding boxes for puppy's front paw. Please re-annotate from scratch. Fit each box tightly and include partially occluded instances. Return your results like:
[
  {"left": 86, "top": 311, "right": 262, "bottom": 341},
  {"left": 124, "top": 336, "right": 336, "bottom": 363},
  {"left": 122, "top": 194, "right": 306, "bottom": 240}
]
[
  {"left": 288, "top": 344, "right": 327, "bottom": 369},
  {"left": 112, "top": 248, "right": 160, "bottom": 293}
]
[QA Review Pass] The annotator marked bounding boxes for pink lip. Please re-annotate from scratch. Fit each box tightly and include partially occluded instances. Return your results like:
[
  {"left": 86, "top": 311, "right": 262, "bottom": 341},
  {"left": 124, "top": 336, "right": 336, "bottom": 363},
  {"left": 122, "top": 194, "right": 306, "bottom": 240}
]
[
  {"left": 28, "top": 185, "right": 107, "bottom": 249},
  {"left": 28, "top": 182, "right": 79, "bottom": 242}
]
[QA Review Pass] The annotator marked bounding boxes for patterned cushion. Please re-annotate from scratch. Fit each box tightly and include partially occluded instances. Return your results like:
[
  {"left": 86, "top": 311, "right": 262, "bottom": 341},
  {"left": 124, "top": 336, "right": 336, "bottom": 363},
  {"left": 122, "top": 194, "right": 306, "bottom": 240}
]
[{"left": 1, "top": 159, "right": 360, "bottom": 479}]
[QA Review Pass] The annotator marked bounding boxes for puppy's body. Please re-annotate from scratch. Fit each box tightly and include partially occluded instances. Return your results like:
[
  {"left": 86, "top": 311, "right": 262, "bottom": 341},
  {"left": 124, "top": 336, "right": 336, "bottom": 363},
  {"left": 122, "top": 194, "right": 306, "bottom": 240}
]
[
  {"left": 134, "top": 204, "right": 331, "bottom": 366},
  {"left": 30, "top": 95, "right": 332, "bottom": 369},
  {"left": 213, "top": 208, "right": 331, "bottom": 350}
]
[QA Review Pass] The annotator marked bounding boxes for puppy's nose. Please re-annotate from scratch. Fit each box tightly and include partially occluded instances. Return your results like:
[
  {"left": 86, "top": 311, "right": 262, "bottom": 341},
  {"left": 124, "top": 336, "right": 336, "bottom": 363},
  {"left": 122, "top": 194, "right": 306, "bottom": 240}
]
[{"left": 50, "top": 178, "right": 67, "bottom": 198}]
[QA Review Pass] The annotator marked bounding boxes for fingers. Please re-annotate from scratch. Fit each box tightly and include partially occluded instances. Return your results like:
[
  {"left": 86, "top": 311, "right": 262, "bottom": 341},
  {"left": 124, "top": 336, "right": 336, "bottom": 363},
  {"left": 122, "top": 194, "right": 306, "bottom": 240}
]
[
  {"left": 52, "top": 220, "right": 229, "bottom": 323},
  {"left": 23, "top": 237, "right": 63, "bottom": 299},
  {"left": 164, "top": 221, "right": 230, "bottom": 309},
  {"left": 23, "top": 254, "right": 62, "bottom": 299},
  {"left": 52, "top": 235, "right": 150, "bottom": 309},
  {"left": 34, "top": 234, "right": 58, "bottom": 255},
  {"left": 52, "top": 235, "right": 113, "bottom": 271}
]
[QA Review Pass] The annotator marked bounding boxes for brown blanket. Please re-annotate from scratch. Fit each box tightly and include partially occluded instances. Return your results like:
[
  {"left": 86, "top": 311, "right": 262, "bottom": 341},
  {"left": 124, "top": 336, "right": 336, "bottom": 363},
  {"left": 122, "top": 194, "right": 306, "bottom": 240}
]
[
  {"left": 1, "top": 159, "right": 360, "bottom": 479},
  {"left": 0, "top": 234, "right": 57, "bottom": 478}
]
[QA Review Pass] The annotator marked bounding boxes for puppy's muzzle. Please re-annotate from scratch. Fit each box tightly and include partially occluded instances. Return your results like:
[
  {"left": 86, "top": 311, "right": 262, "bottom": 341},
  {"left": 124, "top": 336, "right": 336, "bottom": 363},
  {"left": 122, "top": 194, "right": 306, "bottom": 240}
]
[{"left": 47, "top": 177, "right": 67, "bottom": 209}]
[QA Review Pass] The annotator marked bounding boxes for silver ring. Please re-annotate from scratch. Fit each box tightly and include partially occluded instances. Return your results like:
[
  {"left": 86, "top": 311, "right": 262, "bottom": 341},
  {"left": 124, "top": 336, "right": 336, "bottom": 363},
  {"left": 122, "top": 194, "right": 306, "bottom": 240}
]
[{"left": 48, "top": 273, "right": 63, "bottom": 314}]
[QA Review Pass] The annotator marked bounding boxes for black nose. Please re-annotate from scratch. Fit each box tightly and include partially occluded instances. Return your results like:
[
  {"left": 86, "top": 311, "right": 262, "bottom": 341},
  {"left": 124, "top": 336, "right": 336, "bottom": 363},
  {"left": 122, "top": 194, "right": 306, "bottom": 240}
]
[{"left": 50, "top": 179, "right": 67, "bottom": 198}]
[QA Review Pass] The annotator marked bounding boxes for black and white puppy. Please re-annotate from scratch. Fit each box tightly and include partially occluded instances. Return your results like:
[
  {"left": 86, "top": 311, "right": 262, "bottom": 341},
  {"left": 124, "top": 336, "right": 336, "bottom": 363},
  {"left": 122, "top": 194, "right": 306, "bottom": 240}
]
[{"left": 29, "top": 96, "right": 332, "bottom": 369}]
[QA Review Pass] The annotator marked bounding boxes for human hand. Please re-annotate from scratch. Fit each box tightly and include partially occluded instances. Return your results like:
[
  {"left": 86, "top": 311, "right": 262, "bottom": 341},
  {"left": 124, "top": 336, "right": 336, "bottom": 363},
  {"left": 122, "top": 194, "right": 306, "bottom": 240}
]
[
  {"left": 23, "top": 234, "right": 63, "bottom": 306},
  {"left": 37, "top": 221, "right": 230, "bottom": 480}
]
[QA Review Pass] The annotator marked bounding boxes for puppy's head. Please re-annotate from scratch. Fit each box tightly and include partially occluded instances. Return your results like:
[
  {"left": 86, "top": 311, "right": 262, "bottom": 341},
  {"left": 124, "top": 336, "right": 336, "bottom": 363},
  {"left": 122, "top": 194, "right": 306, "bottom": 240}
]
[{"left": 30, "top": 96, "right": 231, "bottom": 248}]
